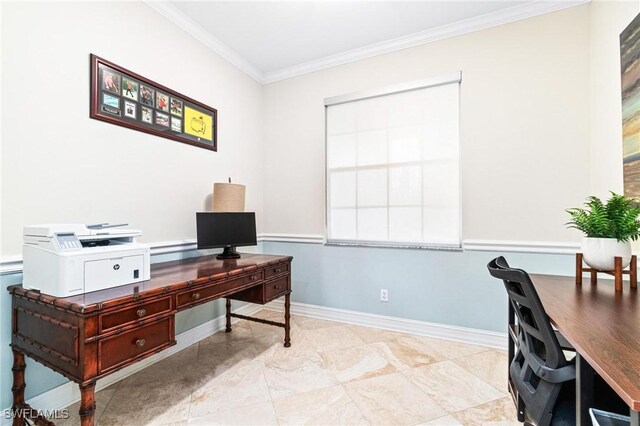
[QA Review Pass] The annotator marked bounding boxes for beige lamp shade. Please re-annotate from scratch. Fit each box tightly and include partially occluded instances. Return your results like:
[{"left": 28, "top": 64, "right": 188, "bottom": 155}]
[{"left": 212, "top": 183, "right": 246, "bottom": 212}]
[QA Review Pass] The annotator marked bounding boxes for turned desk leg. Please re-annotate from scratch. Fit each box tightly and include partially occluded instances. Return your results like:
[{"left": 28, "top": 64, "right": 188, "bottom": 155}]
[
  {"left": 225, "top": 298, "right": 232, "bottom": 333},
  {"left": 284, "top": 292, "right": 291, "bottom": 348},
  {"left": 79, "top": 383, "right": 96, "bottom": 426},
  {"left": 11, "top": 349, "right": 26, "bottom": 426}
]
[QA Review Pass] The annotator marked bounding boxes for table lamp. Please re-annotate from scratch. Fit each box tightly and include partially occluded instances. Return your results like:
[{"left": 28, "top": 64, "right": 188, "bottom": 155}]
[{"left": 212, "top": 178, "right": 246, "bottom": 212}]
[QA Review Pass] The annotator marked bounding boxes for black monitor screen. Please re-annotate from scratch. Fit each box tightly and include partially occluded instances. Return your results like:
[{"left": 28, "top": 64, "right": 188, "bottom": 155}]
[{"left": 196, "top": 212, "right": 257, "bottom": 249}]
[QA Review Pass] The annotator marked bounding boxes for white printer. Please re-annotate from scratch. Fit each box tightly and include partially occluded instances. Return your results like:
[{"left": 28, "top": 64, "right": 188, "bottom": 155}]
[{"left": 23, "top": 223, "right": 150, "bottom": 297}]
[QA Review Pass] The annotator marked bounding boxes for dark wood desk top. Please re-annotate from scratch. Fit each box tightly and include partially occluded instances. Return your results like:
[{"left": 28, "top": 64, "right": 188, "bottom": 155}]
[
  {"left": 8, "top": 253, "right": 292, "bottom": 314},
  {"left": 530, "top": 274, "right": 640, "bottom": 411}
]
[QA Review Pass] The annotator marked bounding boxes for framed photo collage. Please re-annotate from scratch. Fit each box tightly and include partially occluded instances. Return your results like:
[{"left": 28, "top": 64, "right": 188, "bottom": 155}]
[{"left": 90, "top": 54, "right": 217, "bottom": 151}]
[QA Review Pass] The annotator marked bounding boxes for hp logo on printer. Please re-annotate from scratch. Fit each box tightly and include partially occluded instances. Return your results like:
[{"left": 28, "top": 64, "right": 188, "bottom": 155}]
[{"left": 113, "top": 264, "right": 120, "bottom": 270}]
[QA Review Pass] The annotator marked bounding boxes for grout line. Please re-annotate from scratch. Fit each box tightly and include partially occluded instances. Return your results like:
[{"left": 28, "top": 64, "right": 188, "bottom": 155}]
[
  {"left": 340, "top": 382, "right": 371, "bottom": 424},
  {"left": 261, "top": 363, "right": 281, "bottom": 426},
  {"left": 95, "top": 386, "right": 118, "bottom": 425}
]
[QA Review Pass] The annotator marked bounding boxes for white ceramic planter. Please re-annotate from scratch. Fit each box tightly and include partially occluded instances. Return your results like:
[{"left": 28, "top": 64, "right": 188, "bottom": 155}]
[{"left": 581, "top": 237, "right": 632, "bottom": 270}]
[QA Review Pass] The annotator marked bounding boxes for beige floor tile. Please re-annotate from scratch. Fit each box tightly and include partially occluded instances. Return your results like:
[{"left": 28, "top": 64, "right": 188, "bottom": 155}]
[
  {"left": 347, "top": 324, "right": 408, "bottom": 343},
  {"left": 57, "top": 388, "right": 116, "bottom": 426},
  {"left": 190, "top": 360, "right": 272, "bottom": 418},
  {"left": 404, "top": 360, "right": 505, "bottom": 413},
  {"left": 248, "top": 313, "right": 301, "bottom": 344},
  {"left": 196, "top": 339, "right": 260, "bottom": 382},
  {"left": 414, "top": 336, "right": 490, "bottom": 360},
  {"left": 249, "top": 320, "right": 302, "bottom": 344},
  {"left": 263, "top": 352, "right": 339, "bottom": 398},
  {"left": 419, "top": 415, "right": 464, "bottom": 425},
  {"left": 273, "top": 385, "right": 369, "bottom": 426},
  {"left": 453, "top": 349, "right": 509, "bottom": 393},
  {"left": 292, "top": 314, "right": 342, "bottom": 330},
  {"left": 252, "top": 309, "right": 287, "bottom": 321},
  {"left": 302, "top": 325, "right": 366, "bottom": 352},
  {"left": 254, "top": 333, "right": 319, "bottom": 363},
  {"left": 103, "top": 381, "right": 122, "bottom": 392},
  {"left": 199, "top": 320, "right": 255, "bottom": 345},
  {"left": 369, "top": 336, "right": 444, "bottom": 370},
  {"left": 98, "top": 380, "right": 192, "bottom": 426},
  {"left": 71, "top": 315, "right": 515, "bottom": 425},
  {"left": 120, "top": 345, "right": 200, "bottom": 389},
  {"left": 452, "top": 396, "right": 520, "bottom": 425},
  {"left": 344, "top": 372, "right": 447, "bottom": 425},
  {"left": 320, "top": 344, "right": 396, "bottom": 383},
  {"left": 188, "top": 402, "right": 279, "bottom": 425}
]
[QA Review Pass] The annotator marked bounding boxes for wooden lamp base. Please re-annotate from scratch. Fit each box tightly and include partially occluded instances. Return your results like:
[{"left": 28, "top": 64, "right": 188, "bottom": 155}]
[{"left": 576, "top": 253, "right": 638, "bottom": 292}]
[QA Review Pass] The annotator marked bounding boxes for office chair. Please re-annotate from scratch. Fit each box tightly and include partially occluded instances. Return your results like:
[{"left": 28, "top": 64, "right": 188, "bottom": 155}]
[{"left": 488, "top": 256, "right": 576, "bottom": 426}]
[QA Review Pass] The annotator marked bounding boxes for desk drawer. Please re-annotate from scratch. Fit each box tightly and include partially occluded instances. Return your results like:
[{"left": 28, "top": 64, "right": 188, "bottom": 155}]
[
  {"left": 264, "top": 276, "right": 290, "bottom": 301},
  {"left": 176, "top": 272, "right": 263, "bottom": 309},
  {"left": 265, "top": 263, "right": 290, "bottom": 279},
  {"left": 99, "top": 297, "right": 172, "bottom": 334},
  {"left": 98, "top": 316, "right": 174, "bottom": 375}
]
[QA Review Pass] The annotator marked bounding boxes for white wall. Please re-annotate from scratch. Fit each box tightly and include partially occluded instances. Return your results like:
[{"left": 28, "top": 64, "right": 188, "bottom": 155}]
[
  {"left": 590, "top": 0, "right": 640, "bottom": 199},
  {"left": 0, "top": 1, "right": 264, "bottom": 257},
  {"left": 262, "top": 5, "right": 592, "bottom": 244}
]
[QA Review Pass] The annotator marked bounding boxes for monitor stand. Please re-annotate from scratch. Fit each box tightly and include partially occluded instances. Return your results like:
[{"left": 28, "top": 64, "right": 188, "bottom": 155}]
[{"left": 217, "top": 246, "right": 241, "bottom": 260}]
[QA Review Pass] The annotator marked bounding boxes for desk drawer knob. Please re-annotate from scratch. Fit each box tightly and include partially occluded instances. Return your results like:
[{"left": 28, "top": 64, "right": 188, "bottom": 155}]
[
  {"left": 273, "top": 285, "right": 281, "bottom": 290},
  {"left": 136, "top": 309, "right": 147, "bottom": 318},
  {"left": 250, "top": 275, "right": 258, "bottom": 281},
  {"left": 274, "top": 268, "right": 282, "bottom": 273},
  {"left": 192, "top": 292, "right": 201, "bottom": 300},
  {"left": 135, "top": 339, "right": 146, "bottom": 348}
]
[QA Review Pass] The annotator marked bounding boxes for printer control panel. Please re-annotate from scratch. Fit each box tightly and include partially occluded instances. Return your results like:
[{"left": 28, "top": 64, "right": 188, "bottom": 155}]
[{"left": 55, "top": 233, "right": 82, "bottom": 250}]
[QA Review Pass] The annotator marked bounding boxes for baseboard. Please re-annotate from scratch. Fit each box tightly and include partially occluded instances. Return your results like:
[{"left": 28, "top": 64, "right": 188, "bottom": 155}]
[
  {"left": 1, "top": 303, "right": 262, "bottom": 426},
  {"left": 264, "top": 299, "right": 507, "bottom": 350}
]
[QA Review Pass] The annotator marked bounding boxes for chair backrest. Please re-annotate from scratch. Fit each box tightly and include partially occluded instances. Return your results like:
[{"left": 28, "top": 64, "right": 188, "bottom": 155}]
[{"left": 487, "top": 256, "right": 574, "bottom": 426}]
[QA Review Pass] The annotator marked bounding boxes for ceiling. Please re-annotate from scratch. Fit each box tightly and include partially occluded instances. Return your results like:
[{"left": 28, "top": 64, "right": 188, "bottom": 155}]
[{"left": 150, "top": 0, "right": 588, "bottom": 83}]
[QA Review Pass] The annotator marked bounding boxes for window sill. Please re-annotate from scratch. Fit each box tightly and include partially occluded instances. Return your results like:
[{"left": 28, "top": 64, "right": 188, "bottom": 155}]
[{"left": 324, "top": 241, "right": 463, "bottom": 252}]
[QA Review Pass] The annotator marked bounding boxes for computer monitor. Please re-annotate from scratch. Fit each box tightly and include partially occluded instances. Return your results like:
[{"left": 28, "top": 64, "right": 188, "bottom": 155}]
[{"left": 196, "top": 212, "right": 257, "bottom": 260}]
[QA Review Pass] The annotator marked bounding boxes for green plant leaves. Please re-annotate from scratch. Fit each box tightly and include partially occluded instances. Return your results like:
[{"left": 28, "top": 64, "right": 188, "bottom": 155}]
[{"left": 565, "top": 192, "right": 640, "bottom": 242}]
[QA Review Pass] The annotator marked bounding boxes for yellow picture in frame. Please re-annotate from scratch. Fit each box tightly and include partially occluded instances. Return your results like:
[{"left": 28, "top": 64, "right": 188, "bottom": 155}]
[{"left": 184, "top": 106, "right": 213, "bottom": 142}]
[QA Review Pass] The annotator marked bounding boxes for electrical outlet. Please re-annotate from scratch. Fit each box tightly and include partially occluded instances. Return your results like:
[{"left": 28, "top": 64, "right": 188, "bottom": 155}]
[{"left": 380, "top": 289, "right": 389, "bottom": 302}]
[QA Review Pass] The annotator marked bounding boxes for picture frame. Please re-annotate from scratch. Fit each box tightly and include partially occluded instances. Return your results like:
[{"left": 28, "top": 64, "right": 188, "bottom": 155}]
[{"left": 90, "top": 54, "right": 217, "bottom": 151}]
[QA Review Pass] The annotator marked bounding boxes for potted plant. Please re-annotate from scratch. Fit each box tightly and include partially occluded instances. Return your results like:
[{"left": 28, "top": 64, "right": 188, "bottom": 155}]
[{"left": 566, "top": 192, "right": 640, "bottom": 270}]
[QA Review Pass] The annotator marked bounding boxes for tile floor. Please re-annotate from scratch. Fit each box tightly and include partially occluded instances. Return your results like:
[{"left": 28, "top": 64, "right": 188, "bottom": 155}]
[{"left": 59, "top": 310, "right": 518, "bottom": 425}]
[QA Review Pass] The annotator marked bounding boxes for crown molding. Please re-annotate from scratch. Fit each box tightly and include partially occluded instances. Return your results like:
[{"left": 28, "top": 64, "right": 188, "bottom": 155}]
[
  {"left": 262, "top": 0, "right": 589, "bottom": 83},
  {"left": 143, "top": 0, "right": 264, "bottom": 83},
  {"left": 145, "top": 0, "right": 588, "bottom": 85}
]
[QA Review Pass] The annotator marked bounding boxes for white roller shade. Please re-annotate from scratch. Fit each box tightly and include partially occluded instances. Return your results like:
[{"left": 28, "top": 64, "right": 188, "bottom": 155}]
[{"left": 325, "top": 73, "right": 461, "bottom": 249}]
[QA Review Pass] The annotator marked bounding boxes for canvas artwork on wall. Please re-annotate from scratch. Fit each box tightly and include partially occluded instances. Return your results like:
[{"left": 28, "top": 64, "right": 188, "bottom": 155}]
[{"left": 621, "top": 13, "right": 640, "bottom": 197}]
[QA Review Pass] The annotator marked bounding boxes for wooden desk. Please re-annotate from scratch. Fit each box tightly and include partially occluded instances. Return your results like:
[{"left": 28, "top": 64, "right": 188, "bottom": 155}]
[
  {"left": 8, "top": 253, "right": 292, "bottom": 426},
  {"left": 528, "top": 274, "right": 640, "bottom": 425}
]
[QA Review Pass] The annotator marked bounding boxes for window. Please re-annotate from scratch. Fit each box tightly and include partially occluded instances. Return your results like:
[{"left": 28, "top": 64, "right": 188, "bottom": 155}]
[{"left": 325, "top": 73, "right": 461, "bottom": 249}]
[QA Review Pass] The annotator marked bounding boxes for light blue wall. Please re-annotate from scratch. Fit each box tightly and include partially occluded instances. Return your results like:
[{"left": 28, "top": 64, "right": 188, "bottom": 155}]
[
  {"left": 263, "top": 241, "right": 575, "bottom": 332},
  {"left": 0, "top": 245, "right": 262, "bottom": 411}
]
